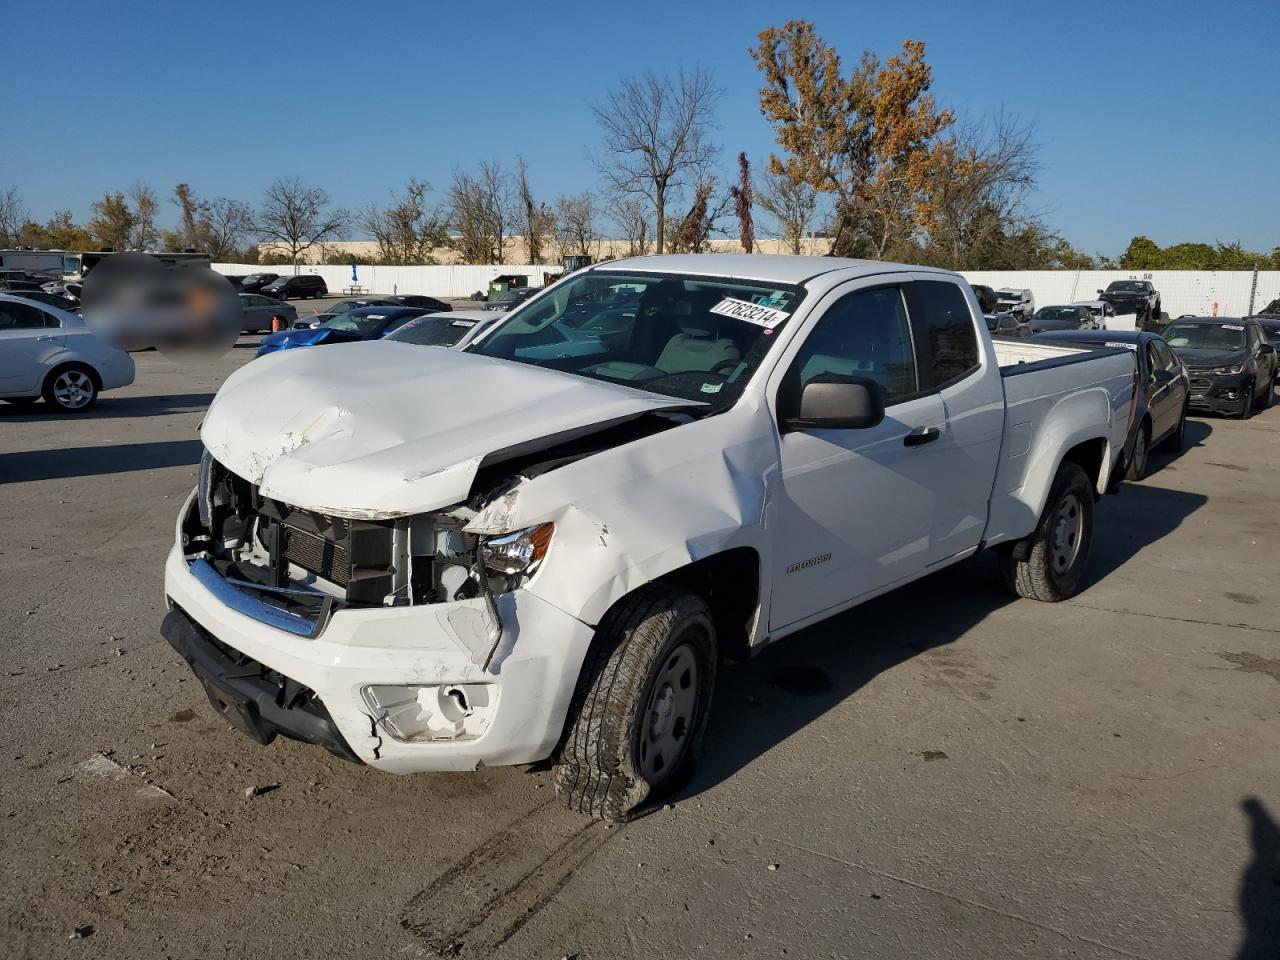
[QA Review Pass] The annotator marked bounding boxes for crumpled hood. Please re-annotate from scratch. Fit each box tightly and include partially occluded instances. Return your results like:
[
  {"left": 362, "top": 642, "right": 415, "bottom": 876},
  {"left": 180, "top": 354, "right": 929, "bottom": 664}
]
[
  {"left": 201, "top": 340, "right": 695, "bottom": 519},
  {"left": 1176, "top": 347, "right": 1247, "bottom": 369}
]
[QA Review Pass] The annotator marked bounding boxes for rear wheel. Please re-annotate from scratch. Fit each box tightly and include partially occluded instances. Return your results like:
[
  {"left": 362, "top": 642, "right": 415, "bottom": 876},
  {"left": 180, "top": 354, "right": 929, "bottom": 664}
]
[
  {"left": 1160, "top": 403, "right": 1188, "bottom": 452},
  {"left": 999, "top": 462, "right": 1094, "bottom": 602},
  {"left": 42, "top": 364, "right": 99, "bottom": 412},
  {"left": 1125, "top": 419, "right": 1151, "bottom": 480},
  {"left": 554, "top": 586, "right": 717, "bottom": 821}
]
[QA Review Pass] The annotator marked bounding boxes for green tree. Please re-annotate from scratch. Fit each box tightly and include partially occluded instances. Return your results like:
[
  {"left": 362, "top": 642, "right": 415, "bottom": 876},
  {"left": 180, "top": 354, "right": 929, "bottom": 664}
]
[
  {"left": 88, "top": 192, "right": 135, "bottom": 250},
  {"left": 19, "top": 211, "right": 93, "bottom": 250}
]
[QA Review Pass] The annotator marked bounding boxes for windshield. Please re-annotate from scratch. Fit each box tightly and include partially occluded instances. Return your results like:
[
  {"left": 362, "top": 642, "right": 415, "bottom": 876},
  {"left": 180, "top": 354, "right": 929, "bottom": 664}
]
[
  {"left": 469, "top": 270, "right": 806, "bottom": 412},
  {"left": 319, "top": 313, "right": 388, "bottom": 335},
  {"left": 1162, "top": 322, "right": 1246, "bottom": 351},
  {"left": 385, "top": 315, "right": 475, "bottom": 347},
  {"left": 1034, "top": 306, "right": 1085, "bottom": 322},
  {"left": 1106, "top": 281, "right": 1146, "bottom": 293}
]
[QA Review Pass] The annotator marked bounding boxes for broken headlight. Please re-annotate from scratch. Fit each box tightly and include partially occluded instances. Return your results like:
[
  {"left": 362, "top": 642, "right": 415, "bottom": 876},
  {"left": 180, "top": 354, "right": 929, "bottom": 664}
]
[{"left": 479, "top": 523, "right": 554, "bottom": 580}]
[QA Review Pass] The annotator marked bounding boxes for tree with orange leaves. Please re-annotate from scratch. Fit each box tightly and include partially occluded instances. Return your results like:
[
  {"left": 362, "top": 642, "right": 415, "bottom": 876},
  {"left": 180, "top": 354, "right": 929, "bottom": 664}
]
[{"left": 750, "top": 22, "right": 953, "bottom": 259}]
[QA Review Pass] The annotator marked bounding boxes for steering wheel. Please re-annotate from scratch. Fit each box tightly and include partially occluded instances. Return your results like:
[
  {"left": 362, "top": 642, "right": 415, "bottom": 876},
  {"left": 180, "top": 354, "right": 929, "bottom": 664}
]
[{"left": 711, "top": 358, "right": 742, "bottom": 376}]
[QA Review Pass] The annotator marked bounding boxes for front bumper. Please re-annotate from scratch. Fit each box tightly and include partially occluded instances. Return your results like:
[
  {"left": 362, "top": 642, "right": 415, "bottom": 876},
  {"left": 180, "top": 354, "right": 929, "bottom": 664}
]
[
  {"left": 1187, "top": 372, "right": 1250, "bottom": 414},
  {"left": 163, "top": 544, "right": 596, "bottom": 772}
]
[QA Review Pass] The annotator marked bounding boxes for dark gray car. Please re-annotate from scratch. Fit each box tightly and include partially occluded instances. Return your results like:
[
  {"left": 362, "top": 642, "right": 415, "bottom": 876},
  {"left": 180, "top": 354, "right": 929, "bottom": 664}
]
[{"left": 239, "top": 294, "right": 298, "bottom": 334}]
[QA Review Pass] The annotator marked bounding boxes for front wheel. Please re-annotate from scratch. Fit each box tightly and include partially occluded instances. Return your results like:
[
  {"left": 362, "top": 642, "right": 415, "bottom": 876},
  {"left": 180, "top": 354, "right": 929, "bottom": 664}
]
[
  {"left": 1236, "top": 385, "right": 1254, "bottom": 420},
  {"left": 999, "top": 461, "right": 1094, "bottom": 602},
  {"left": 554, "top": 586, "right": 717, "bottom": 821}
]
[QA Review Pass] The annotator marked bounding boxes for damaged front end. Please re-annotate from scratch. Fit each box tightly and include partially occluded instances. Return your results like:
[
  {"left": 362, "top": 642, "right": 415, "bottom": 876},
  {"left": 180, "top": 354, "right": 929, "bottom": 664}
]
[{"left": 183, "top": 448, "right": 557, "bottom": 667}]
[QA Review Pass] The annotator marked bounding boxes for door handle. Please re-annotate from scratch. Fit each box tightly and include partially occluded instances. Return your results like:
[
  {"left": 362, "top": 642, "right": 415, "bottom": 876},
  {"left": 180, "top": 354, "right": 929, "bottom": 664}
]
[{"left": 904, "top": 426, "right": 942, "bottom": 447}]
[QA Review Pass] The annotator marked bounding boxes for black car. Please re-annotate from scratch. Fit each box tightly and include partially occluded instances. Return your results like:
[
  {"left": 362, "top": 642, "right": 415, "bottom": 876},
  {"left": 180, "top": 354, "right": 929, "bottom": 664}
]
[
  {"left": 1254, "top": 297, "right": 1279, "bottom": 318},
  {"left": 1028, "top": 304, "right": 1098, "bottom": 335},
  {"left": 483, "top": 287, "right": 537, "bottom": 312},
  {"left": 1032, "top": 330, "right": 1190, "bottom": 480},
  {"left": 1097, "top": 280, "right": 1161, "bottom": 329},
  {"left": 388, "top": 294, "right": 451, "bottom": 312},
  {"left": 1161, "top": 317, "right": 1277, "bottom": 418},
  {"left": 261, "top": 274, "right": 328, "bottom": 300},
  {"left": 1253, "top": 318, "right": 1280, "bottom": 379},
  {"left": 239, "top": 273, "right": 280, "bottom": 293},
  {"left": 222, "top": 274, "right": 246, "bottom": 291},
  {"left": 9, "top": 290, "right": 81, "bottom": 312}
]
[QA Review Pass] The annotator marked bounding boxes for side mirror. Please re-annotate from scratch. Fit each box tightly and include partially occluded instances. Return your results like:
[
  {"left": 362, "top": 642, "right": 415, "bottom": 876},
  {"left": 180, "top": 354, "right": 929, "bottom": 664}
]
[
  {"left": 784, "top": 375, "right": 885, "bottom": 431},
  {"left": 1153, "top": 368, "right": 1175, "bottom": 384},
  {"left": 1260, "top": 342, "right": 1276, "bottom": 356}
]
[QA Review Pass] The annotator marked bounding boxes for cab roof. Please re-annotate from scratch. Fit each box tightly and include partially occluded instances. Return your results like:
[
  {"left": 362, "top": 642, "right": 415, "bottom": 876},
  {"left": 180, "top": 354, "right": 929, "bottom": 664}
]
[{"left": 592, "top": 253, "right": 953, "bottom": 286}]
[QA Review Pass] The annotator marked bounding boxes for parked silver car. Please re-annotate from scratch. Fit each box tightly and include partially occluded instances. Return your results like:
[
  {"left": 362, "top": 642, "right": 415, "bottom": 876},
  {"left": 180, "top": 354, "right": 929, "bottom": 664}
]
[{"left": 0, "top": 293, "right": 134, "bottom": 412}]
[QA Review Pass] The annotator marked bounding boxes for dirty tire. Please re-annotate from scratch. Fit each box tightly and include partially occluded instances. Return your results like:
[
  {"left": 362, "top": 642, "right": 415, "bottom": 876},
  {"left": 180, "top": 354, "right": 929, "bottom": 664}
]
[
  {"left": 1125, "top": 418, "right": 1150, "bottom": 481},
  {"left": 1160, "top": 403, "right": 1187, "bottom": 452},
  {"left": 1000, "top": 461, "right": 1094, "bottom": 602},
  {"left": 554, "top": 586, "right": 716, "bottom": 822}
]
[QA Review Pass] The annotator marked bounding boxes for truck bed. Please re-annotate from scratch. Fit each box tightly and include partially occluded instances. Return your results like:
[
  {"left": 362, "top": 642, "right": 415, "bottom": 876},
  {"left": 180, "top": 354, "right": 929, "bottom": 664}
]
[{"left": 982, "top": 337, "right": 1137, "bottom": 548}]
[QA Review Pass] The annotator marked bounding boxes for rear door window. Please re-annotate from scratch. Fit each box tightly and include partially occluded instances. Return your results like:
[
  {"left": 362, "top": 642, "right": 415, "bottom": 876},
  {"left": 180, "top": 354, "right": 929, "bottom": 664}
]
[
  {"left": 0, "top": 302, "right": 49, "bottom": 329},
  {"left": 905, "top": 280, "right": 980, "bottom": 389}
]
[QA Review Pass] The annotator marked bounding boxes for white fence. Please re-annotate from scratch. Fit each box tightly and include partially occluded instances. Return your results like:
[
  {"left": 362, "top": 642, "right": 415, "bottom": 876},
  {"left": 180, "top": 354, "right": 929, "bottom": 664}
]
[
  {"left": 213, "top": 262, "right": 1280, "bottom": 317},
  {"left": 959, "top": 270, "right": 1280, "bottom": 319},
  {"left": 213, "top": 263, "right": 561, "bottom": 299}
]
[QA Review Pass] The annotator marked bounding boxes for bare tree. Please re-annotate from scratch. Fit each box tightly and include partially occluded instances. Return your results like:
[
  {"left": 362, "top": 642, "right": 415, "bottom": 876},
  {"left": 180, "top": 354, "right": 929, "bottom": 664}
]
[
  {"left": 924, "top": 113, "right": 1040, "bottom": 269},
  {"left": 0, "top": 187, "right": 28, "bottom": 246},
  {"left": 592, "top": 67, "right": 721, "bottom": 254},
  {"left": 447, "top": 161, "right": 512, "bottom": 264},
  {"left": 361, "top": 179, "right": 446, "bottom": 264},
  {"left": 609, "top": 196, "right": 652, "bottom": 257},
  {"left": 756, "top": 167, "right": 820, "bottom": 255},
  {"left": 552, "top": 193, "right": 601, "bottom": 258},
  {"left": 128, "top": 184, "right": 160, "bottom": 251},
  {"left": 255, "top": 177, "right": 350, "bottom": 269},
  {"left": 515, "top": 158, "right": 554, "bottom": 264},
  {"left": 205, "top": 197, "right": 254, "bottom": 260}
]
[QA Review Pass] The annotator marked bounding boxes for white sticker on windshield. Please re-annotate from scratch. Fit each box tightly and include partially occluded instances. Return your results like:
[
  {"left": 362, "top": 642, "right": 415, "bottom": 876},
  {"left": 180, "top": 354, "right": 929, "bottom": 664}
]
[
  {"left": 710, "top": 297, "right": 789, "bottom": 328},
  {"left": 1222, "top": 324, "right": 1244, "bottom": 330},
  {"left": 451, "top": 320, "right": 477, "bottom": 328},
  {"left": 1105, "top": 341, "right": 1138, "bottom": 351},
  {"left": 700, "top": 382, "right": 723, "bottom": 394}
]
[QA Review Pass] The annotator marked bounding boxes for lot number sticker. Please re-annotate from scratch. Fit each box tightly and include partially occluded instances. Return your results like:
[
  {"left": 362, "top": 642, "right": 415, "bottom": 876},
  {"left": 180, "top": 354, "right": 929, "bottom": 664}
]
[{"left": 710, "top": 297, "right": 790, "bottom": 328}]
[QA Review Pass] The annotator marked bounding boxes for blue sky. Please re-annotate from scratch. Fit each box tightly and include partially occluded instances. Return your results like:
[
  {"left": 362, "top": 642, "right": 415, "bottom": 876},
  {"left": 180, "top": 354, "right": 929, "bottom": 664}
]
[{"left": 3, "top": 0, "right": 1277, "bottom": 257}]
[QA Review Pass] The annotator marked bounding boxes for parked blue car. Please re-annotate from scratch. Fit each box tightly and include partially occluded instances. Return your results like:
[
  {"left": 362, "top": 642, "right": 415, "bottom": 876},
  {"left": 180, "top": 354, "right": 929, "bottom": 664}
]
[{"left": 255, "top": 306, "right": 432, "bottom": 357}]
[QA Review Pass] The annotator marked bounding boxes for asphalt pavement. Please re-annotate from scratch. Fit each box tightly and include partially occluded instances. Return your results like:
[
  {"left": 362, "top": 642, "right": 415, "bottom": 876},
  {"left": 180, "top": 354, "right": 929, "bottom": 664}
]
[{"left": 1, "top": 341, "right": 1277, "bottom": 959}]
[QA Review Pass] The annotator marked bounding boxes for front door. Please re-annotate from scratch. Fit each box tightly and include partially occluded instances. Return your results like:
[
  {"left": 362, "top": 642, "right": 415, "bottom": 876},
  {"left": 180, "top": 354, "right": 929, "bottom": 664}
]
[{"left": 769, "top": 282, "right": 946, "bottom": 631}]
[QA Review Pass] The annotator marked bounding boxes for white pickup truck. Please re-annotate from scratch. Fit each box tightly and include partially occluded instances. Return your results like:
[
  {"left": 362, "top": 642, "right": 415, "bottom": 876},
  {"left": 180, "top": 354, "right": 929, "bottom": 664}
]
[{"left": 162, "top": 255, "right": 1137, "bottom": 820}]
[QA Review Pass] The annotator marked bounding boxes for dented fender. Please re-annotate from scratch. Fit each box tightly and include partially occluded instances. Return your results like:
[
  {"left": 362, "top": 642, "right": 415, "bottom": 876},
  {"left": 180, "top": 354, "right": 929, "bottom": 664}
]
[{"left": 466, "top": 402, "right": 778, "bottom": 630}]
